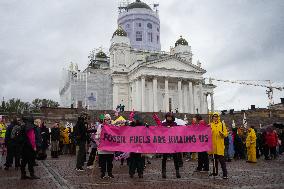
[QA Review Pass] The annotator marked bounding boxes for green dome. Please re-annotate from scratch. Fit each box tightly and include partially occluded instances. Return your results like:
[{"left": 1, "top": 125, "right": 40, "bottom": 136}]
[
  {"left": 175, "top": 36, "right": 189, "bottom": 47},
  {"left": 95, "top": 51, "right": 107, "bottom": 59},
  {"left": 127, "top": 0, "right": 152, "bottom": 10},
  {"left": 112, "top": 26, "right": 127, "bottom": 38}
]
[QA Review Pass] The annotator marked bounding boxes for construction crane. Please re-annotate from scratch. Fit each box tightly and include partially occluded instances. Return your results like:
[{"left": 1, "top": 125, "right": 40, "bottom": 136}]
[{"left": 206, "top": 78, "right": 284, "bottom": 107}]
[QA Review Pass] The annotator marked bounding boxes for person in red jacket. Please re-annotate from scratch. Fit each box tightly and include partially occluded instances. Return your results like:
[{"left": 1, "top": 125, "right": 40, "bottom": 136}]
[{"left": 265, "top": 127, "right": 278, "bottom": 159}]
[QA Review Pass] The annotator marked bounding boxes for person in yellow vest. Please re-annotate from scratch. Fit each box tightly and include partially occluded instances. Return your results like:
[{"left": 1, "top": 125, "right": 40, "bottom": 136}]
[
  {"left": 0, "top": 116, "right": 7, "bottom": 145},
  {"left": 246, "top": 127, "right": 257, "bottom": 163},
  {"left": 209, "top": 112, "right": 228, "bottom": 179}
]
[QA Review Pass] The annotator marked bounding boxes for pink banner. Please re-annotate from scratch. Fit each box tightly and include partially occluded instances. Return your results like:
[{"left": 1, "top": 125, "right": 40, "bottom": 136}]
[{"left": 99, "top": 125, "right": 212, "bottom": 153}]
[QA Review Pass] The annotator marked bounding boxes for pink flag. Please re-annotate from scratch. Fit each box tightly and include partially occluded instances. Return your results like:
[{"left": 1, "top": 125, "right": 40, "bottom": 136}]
[{"left": 129, "top": 110, "right": 135, "bottom": 121}]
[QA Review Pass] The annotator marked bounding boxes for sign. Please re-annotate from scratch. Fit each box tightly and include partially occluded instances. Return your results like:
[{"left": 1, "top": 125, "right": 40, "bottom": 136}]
[{"left": 99, "top": 125, "right": 212, "bottom": 153}]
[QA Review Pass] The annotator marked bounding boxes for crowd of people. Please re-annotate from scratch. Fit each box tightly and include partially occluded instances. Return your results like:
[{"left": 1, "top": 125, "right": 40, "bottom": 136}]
[
  {"left": 69, "top": 111, "right": 284, "bottom": 180},
  {"left": 0, "top": 112, "right": 283, "bottom": 181}
]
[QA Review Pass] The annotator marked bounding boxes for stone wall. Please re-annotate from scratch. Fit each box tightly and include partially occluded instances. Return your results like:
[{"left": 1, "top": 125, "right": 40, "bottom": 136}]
[{"left": 1, "top": 107, "right": 284, "bottom": 129}]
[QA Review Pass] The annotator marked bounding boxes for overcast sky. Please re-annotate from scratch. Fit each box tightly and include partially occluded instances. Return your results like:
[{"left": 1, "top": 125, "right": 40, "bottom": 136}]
[{"left": 0, "top": 0, "right": 283, "bottom": 111}]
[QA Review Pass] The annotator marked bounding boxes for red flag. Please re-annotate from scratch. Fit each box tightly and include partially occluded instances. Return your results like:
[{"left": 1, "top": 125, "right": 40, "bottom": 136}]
[{"left": 153, "top": 113, "right": 162, "bottom": 126}]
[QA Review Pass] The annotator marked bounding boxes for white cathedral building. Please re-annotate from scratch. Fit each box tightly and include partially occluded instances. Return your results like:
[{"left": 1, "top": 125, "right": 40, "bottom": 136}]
[{"left": 59, "top": 0, "right": 215, "bottom": 114}]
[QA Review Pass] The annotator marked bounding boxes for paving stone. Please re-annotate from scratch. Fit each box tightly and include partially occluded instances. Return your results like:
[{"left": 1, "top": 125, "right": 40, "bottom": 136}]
[{"left": 0, "top": 154, "right": 283, "bottom": 189}]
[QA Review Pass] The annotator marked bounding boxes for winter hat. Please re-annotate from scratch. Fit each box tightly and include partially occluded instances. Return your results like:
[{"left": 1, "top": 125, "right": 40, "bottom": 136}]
[
  {"left": 99, "top": 114, "right": 105, "bottom": 120},
  {"left": 104, "top": 114, "right": 111, "bottom": 120}
]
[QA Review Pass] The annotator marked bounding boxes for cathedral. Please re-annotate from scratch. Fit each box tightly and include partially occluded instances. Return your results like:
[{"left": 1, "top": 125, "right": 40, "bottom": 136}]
[{"left": 59, "top": 0, "right": 215, "bottom": 114}]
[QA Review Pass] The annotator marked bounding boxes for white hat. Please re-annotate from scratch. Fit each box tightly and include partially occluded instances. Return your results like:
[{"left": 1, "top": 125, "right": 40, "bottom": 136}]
[{"left": 104, "top": 114, "right": 111, "bottom": 120}]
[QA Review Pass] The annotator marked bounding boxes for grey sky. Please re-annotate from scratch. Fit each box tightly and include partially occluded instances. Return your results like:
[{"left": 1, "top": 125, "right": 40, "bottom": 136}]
[{"left": 1, "top": 0, "right": 283, "bottom": 111}]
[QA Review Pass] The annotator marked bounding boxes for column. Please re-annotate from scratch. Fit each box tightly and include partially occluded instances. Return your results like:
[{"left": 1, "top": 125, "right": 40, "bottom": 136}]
[
  {"left": 210, "top": 93, "right": 214, "bottom": 112},
  {"left": 112, "top": 83, "right": 119, "bottom": 110},
  {"left": 178, "top": 79, "right": 183, "bottom": 113},
  {"left": 165, "top": 78, "right": 169, "bottom": 112},
  {"left": 129, "top": 82, "right": 134, "bottom": 111},
  {"left": 204, "top": 94, "right": 209, "bottom": 114},
  {"left": 141, "top": 76, "right": 145, "bottom": 112},
  {"left": 199, "top": 82, "right": 203, "bottom": 114},
  {"left": 193, "top": 84, "right": 198, "bottom": 114},
  {"left": 188, "top": 81, "right": 194, "bottom": 113},
  {"left": 183, "top": 84, "right": 188, "bottom": 113},
  {"left": 153, "top": 77, "right": 158, "bottom": 112},
  {"left": 135, "top": 79, "right": 141, "bottom": 111}
]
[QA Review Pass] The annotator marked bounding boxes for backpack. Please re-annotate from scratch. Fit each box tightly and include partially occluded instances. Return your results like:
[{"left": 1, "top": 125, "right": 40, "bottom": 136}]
[{"left": 10, "top": 125, "right": 24, "bottom": 143}]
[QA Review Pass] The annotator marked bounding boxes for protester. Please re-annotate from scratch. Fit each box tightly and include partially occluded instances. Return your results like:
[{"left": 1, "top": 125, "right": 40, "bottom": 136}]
[
  {"left": 265, "top": 127, "right": 278, "bottom": 159},
  {"left": 62, "top": 127, "right": 70, "bottom": 154},
  {"left": 227, "top": 130, "right": 235, "bottom": 162},
  {"left": 20, "top": 116, "right": 40, "bottom": 179},
  {"left": 279, "top": 128, "right": 284, "bottom": 155},
  {"left": 38, "top": 121, "right": 49, "bottom": 160},
  {"left": 194, "top": 114, "right": 209, "bottom": 172},
  {"left": 232, "top": 127, "right": 245, "bottom": 159},
  {"left": 0, "top": 116, "right": 7, "bottom": 152},
  {"left": 4, "top": 117, "right": 21, "bottom": 170},
  {"left": 86, "top": 118, "right": 101, "bottom": 169},
  {"left": 33, "top": 119, "right": 41, "bottom": 165},
  {"left": 74, "top": 115, "right": 88, "bottom": 171},
  {"left": 96, "top": 114, "right": 114, "bottom": 178},
  {"left": 128, "top": 113, "right": 145, "bottom": 178},
  {"left": 161, "top": 112, "right": 181, "bottom": 179},
  {"left": 209, "top": 113, "right": 228, "bottom": 179},
  {"left": 50, "top": 123, "right": 60, "bottom": 158},
  {"left": 246, "top": 127, "right": 257, "bottom": 163}
]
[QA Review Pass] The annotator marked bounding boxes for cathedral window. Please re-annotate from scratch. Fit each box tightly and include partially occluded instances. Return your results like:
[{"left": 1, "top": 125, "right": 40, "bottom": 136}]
[
  {"left": 126, "top": 24, "right": 130, "bottom": 28},
  {"left": 148, "top": 32, "right": 153, "bottom": 42},
  {"left": 157, "top": 35, "right": 159, "bottom": 43},
  {"left": 136, "top": 23, "right": 142, "bottom": 27},
  {"left": 157, "top": 27, "right": 159, "bottom": 32},
  {"left": 136, "top": 31, "right": 142, "bottom": 41},
  {"left": 147, "top": 23, "right": 152, "bottom": 29}
]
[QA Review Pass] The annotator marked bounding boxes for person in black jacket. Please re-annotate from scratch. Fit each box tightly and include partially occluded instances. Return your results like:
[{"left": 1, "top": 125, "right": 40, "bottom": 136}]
[
  {"left": 74, "top": 115, "right": 88, "bottom": 171},
  {"left": 4, "top": 117, "right": 21, "bottom": 170},
  {"left": 38, "top": 122, "right": 49, "bottom": 160},
  {"left": 20, "top": 116, "right": 40, "bottom": 179},
  {"left": 50, "top": 123, "right": 60, "bottom": 158},
  {"left": 129, "top": 114, "right": 145, "bottom": 178},
  {"left": 194, "top": 114, "right": 209, "bottom": 172}
]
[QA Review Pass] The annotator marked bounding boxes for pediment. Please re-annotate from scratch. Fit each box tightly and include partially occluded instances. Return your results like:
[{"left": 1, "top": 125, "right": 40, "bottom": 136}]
[{"left": 143, "top": 57, "right": 206, "bottom": 73}]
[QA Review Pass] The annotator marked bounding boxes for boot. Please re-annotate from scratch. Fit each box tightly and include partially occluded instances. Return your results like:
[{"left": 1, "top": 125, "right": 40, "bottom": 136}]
[
  {"left": 162, "top": 160, "right": 167, "bottom": 178},
  {"left": 108, "top": 172, "right": 114, "bottom": 178},
  {"left": 55, "top": 151, "right": 58, "bottom": 158},
  {"left": 100, "top": 172, "right": 105, "bottom": 179},
  {"left": 162, "top": 169, "right": 166, "bottom": 178},
  {"left": 176, "top": 169, "right": 181, "bottom": 178},
  {"left": 21, "top": 172, "right": 30, "bottom": 180},
  {"left": 30, "top": 173, "right": 40, "bottom": 179}
]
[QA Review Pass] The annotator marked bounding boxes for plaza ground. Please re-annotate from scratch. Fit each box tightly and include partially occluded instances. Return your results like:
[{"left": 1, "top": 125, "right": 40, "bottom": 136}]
[{"left": 0, "top": 154, "right": 283, "bottom": 189}]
